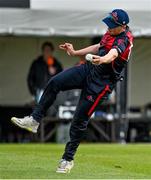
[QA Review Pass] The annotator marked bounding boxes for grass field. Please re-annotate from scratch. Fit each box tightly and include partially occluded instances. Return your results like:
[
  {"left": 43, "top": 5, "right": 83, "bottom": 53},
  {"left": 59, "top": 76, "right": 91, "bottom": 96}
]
[{"left": 0, "top": 144, "right": 151, "bottom": 179}]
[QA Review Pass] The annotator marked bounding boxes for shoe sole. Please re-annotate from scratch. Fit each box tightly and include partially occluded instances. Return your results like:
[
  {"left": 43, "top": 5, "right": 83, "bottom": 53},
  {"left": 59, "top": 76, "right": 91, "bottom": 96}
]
[
  {"left": 11, "top": 117, "right": 37, "bottom": 133},
  {"left": 56, "top": 164, "right": 74, "bottom": 174},
  {"left": 56, "top": 168, "right": 71, "bottom": 173}
]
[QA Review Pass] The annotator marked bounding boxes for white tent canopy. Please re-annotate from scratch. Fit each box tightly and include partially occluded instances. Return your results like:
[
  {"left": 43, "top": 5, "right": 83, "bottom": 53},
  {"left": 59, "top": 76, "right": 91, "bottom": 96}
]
[{"left": 0, "top": 0, "right": 151, "bottom": 37}]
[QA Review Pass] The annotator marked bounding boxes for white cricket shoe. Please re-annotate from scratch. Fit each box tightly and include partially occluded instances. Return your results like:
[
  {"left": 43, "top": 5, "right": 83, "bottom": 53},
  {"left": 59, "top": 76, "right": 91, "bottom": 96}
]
[
  {"left": 56, "top": 159, "right": 74, "bottom": 173},
  {"left": 11, "top": 116, "right": 39, "bottom": 133}
]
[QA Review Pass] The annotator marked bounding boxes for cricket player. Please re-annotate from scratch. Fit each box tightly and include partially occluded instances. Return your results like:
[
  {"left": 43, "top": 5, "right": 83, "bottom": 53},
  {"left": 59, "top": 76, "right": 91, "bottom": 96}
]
[{"left": 11, "top": 9, "right": 133, "bottom": 173}]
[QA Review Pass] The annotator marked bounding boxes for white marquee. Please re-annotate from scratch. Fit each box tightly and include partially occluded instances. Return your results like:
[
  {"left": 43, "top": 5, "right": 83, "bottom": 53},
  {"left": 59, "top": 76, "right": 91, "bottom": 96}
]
[{"left": 0, "top": 0, "right": 150, "bottom": 37}]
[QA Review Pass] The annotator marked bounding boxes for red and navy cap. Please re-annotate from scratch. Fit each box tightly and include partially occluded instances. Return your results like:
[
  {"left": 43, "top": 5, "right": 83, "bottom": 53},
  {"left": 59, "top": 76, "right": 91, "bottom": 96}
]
[{"left": 102, "top": 9, "right": 129, "bottom": 29}]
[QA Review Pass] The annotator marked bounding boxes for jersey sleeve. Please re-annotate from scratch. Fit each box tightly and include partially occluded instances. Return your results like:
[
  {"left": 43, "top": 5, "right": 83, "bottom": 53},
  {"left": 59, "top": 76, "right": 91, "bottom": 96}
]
[{"left": 112, "top": 36, "right": 129, "bottom": 55}]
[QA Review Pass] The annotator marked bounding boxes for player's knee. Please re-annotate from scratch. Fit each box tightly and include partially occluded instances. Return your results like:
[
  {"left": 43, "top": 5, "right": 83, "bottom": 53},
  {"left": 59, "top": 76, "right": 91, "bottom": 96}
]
[{"left": 47, "top": 78, "right": 60, "bottom": 92}]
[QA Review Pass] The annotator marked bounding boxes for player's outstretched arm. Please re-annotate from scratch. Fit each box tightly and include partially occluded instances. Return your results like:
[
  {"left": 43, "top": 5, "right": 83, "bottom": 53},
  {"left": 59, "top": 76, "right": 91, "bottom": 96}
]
[{"left": 59, "top": 43, "right": 100, "bottom": 57}]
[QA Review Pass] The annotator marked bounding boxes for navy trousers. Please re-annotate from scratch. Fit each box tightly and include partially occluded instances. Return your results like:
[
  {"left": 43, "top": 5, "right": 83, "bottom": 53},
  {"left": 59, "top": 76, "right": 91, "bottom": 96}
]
[{"left": 31, "top": 63, "right": 113, "bottom": 161}]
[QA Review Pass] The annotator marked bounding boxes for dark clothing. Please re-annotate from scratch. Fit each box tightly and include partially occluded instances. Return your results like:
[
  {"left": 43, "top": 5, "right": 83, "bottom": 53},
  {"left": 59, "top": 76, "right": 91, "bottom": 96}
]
[
  {"left": 27, "top": 56, "right": 63, "bottom": 96},
  {"left": 31, "top": 29, "right": 133, "bottom": 161},
  {"left": 93, "top": 28, "right": 133, "bottom": 83},
  {"left": 31, "top": 63, "right": 113, "bottom": 120},
  {"left": 31, "top": 64, "right": 112, "bottom": 160}
]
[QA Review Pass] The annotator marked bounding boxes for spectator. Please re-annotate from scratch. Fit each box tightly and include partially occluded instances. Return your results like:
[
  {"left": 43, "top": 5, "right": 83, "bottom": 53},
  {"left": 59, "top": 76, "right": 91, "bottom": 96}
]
[{"left": 27, "top": 41, "right": 63, "bottom": 102}]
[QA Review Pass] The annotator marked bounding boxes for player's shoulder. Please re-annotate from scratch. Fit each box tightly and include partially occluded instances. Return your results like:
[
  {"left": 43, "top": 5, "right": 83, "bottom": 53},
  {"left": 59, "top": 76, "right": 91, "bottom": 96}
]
[
  {"left": 124, "top": 27, "right": 133, "bottom": 39},
  {"left": 103, "top": 31, "right": 110, "bottom": 37},
  {"left": 126, "top": 29, "right": 134, "bottom": 42}
]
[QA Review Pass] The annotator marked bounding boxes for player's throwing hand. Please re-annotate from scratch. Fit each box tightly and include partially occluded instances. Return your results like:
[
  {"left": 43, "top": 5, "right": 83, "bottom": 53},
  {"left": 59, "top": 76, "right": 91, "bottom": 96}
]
[{"left": 59, "top": 43, "right": 75, "bottom": 56}]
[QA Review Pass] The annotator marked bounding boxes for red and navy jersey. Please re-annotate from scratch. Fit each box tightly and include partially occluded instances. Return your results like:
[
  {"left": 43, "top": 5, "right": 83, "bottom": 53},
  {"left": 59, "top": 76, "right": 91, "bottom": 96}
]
[{"left": 93, "top": 27, "right": 133, "bottom": 81}]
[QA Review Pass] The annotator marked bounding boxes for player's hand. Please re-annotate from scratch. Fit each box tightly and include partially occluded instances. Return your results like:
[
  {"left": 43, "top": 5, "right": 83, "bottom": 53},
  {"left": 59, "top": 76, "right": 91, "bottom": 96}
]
[
  {"left": 59, "top": 43, "right": 75, "bottom": 56},
  {"left": 91, "top": 55, "right": 102, "bottom": 65}
]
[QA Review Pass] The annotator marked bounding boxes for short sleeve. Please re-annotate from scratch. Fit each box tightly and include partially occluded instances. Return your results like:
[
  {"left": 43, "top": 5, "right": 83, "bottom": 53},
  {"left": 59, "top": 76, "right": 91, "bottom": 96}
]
[{"left": 112, "top": 36, "right": 129, "bottom": 55}]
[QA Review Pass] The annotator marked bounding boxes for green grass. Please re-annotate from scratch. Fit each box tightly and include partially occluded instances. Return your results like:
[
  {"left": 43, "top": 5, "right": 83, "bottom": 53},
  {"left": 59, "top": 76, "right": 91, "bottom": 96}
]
[{"left": 0, "top": 144, "right": 151, "bottom": 179}]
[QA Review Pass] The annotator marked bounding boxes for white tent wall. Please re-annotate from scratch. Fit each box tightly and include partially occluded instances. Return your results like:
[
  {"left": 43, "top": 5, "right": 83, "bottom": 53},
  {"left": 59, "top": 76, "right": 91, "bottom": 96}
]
[
  {"left": 31, "top": 0, "right": 150, "bottom": 11},
  {"left": 0, "top": 0, "right": 151, "bottom": 37},
  {"left": 0, "top": 36, "right": 91, "bottom": 105}
]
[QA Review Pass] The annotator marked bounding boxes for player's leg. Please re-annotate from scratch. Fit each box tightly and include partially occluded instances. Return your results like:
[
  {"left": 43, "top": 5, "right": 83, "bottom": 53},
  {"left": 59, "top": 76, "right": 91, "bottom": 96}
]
[
  {"left": 11, "top": 64, "right": 90, "bottom": 133},
  {"left": 32, "top": 64, "right": 91, "bottom": 121},
  {"left": 56, "top": 89, "right": 92, "bottom": 173},
  {"left": 56, "top": 84, "right": 111, "bottom": 173}
]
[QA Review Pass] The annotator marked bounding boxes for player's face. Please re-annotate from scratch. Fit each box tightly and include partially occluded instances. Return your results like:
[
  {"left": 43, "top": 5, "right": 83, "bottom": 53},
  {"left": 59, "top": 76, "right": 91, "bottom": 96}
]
[{"left": 108, "top": 26, "right": 125, "bottom": 35}]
